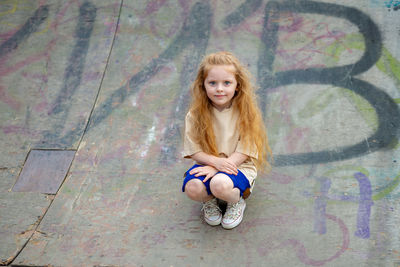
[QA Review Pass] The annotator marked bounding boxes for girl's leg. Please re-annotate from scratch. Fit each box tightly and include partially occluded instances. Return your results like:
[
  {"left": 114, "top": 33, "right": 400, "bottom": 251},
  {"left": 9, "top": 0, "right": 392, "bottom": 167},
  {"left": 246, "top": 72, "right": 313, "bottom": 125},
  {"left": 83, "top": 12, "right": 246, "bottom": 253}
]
[
  {"left": 185, "top": 178, "right": 222, "bottom": 226},
  {"left": 210, "top": 173, "right": 246, "bottom": 229},
  {"left": 209, "top": 173, "right": 240, "bottom": 203},
  {"left": 185, "top": 179, "right": 214, "bottom": 202}
]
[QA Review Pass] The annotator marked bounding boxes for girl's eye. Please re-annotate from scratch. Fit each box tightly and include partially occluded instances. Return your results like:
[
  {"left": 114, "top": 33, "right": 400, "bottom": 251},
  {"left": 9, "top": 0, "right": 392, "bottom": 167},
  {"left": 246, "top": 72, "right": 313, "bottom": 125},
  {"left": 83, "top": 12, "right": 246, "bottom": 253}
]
[
  {"left": 224, "top": 81, "right": 231, "bottom": 85},
  {"left": 209, "top": 81, "right": 216, "bottom": 85}
]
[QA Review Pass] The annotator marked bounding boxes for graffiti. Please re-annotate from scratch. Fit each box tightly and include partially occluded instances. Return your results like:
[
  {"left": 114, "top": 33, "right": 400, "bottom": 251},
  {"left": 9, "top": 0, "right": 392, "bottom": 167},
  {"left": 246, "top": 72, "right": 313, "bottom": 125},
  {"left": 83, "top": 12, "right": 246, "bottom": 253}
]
[
  {"left": 222, "top": 0, "right": 262, "bottom": 28},
  {"left": 354, "top": 172, "right": 373, "bottom": 239},
  {"left": 2, "top": 0, "right": 396, "bottom": 167},
  {"left": 0, "top": 5, "right": 49, "bottom": 57},
  {"left": 0, "top": 5, "right": 49, "bottom": 112},
  {"left": 259, "top": 0, "right": 400, "bottom": 166},
  {"left": 50, "top": 0, "right": 400, "bottom": 167},
  {"left": 311, "top": 169, "right": 374, "bottom": 240},
  {"left": 27, "top": 1, "right": 213, "bottom": 160},
  {"left": 314, "top": 177, "right": 330, "bottom": 235},
  {"left": 385, "top": 0, "right": 400, "bottom": 10},
  {"left": 310, "top": 173, "right": 373, "bottom": 240},
  {"left": 373, "top": 173, "right": 400, "bottom": 200},
  {"left": 279, "top": 213, "right": 350, "bottom": 267},
  {"left": 39, "top": 2, "right": 97, "bottom": 147},
  {"left": 0, "top": 1, "right": 100, "bottom": 146},
  {"left": 1, "top": 0, "right": 400, "bottom": 265},
  {"left": 50, "top": 2, "right": 96, "bottom": 115},
  {"left": 370, "top": 0, "right": 400, "bottom": 10},
  {"left": 306, "top": 167, "right": 400, "bottom": 246}
]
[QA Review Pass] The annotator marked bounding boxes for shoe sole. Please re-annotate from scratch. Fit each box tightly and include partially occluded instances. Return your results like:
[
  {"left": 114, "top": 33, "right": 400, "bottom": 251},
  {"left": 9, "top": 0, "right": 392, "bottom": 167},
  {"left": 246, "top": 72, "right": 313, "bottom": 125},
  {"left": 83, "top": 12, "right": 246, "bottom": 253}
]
[{"left": 205, "top": 216, "right": 222, "bottom": 226}]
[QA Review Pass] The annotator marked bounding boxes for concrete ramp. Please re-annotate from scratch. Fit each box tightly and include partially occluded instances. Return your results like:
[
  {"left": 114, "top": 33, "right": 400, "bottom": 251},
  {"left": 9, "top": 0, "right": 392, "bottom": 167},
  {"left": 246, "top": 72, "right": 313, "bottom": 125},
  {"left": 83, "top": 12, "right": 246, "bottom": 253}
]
[{"left": 1, "top": 0, "right": 400, "bottom": 266}]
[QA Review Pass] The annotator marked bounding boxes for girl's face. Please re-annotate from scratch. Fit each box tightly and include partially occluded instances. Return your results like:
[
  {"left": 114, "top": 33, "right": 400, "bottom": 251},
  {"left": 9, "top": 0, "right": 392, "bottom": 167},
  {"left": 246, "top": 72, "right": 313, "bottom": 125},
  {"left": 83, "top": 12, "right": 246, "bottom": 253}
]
[{"left": 204, "top": 65, "right": 238, "bottom": 111}]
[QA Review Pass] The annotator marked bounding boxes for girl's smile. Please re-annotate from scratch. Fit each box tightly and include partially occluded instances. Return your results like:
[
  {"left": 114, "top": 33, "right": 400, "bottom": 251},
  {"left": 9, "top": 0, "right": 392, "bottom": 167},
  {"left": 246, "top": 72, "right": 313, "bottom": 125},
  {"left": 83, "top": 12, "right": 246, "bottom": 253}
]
[{"left": 204, "top": 65, "right": 237, "bottom": 111}]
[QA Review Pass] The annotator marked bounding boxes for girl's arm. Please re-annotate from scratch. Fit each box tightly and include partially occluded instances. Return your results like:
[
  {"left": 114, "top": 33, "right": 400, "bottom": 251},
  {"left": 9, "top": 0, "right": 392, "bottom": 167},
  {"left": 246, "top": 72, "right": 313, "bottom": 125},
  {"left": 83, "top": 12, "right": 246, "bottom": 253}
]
[
  {"left": 228, "top": 152, "right": 249, "bottom": 167},
  {"left": 189, "top": 152, "right": 249, "bottom": 182},
  {"left": 190, "top": 152, "right": 238, "bottom": 175}
]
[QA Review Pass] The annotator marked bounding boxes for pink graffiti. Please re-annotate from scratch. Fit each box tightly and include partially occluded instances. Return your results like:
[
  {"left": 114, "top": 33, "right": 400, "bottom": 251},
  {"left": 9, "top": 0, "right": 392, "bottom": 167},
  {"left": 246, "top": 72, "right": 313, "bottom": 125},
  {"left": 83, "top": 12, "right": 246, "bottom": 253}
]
[
  {"left": 2, "top": 125, "right": 41, "bottom": 137},
  {"left": 0, "top": 85, "right": 21, "bottom": 110},
  {"left": 267, "top": 91, "right": 316, "bottom": 185},
  {"left": 277, "top": 214, "right": 349, "bottom": 266},
  {"left": 145, "top": 0, "right": 168, "bottom": 15},
  {"left": 0, "top": 0, "right": 83, "bottom": 113},
  {"left": 0, "top": 38, "right": 57, "bottom": 112},
  {"left": 276, "top": 13, "right": 349, "bottom": 71}
]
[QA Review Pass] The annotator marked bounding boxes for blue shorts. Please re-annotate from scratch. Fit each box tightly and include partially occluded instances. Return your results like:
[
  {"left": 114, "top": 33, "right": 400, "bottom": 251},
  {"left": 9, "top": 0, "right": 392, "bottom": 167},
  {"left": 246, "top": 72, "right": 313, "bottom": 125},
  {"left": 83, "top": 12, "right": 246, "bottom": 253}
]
[{"left": 182, "top": 164, "right": 251, "bottom": 199}]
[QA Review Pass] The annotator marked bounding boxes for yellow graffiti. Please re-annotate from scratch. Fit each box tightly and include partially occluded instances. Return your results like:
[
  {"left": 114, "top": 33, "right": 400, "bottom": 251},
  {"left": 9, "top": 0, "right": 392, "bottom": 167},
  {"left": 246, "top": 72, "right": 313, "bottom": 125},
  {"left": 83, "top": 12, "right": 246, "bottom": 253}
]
[
  {"left": 36, "top": 17, "right": 50, "bottom": 35},
  {"left": 0, "top": 22, "right": 18, "bottom": 27},
  {"left": 0, "top": 0, "right": 18, "bottom": 17},
  {"left": 323, "top": 165, "right": 370, "bottom": 179},
  {"left": 0, "top": 0, "right": 50, "bottom": 34}
]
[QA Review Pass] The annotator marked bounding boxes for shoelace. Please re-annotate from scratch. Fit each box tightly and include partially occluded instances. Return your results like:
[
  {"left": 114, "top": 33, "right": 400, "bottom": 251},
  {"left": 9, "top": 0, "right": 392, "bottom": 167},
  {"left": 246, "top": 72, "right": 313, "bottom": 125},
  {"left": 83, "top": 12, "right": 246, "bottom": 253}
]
[
  {"left": 224, "top": 201, "right": 241, "bottom": 219},
  {"left": 202, "top": 200, "right": 221, "bottom": 216}
]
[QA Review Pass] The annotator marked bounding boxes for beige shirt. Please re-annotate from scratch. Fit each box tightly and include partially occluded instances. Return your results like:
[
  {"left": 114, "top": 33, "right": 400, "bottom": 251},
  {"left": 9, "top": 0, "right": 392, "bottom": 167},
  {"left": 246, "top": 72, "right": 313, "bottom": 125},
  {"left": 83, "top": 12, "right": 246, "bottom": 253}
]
[{"left": 183, "top": 106, "right": 258, "bottom": 188}]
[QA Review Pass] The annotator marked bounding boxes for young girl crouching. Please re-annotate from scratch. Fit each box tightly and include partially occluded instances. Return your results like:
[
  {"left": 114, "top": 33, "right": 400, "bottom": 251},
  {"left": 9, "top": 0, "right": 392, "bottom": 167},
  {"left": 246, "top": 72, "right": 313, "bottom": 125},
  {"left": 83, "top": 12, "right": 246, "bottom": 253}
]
[{"left": 182, "top": 51, "right": 271, "bottom": 229}]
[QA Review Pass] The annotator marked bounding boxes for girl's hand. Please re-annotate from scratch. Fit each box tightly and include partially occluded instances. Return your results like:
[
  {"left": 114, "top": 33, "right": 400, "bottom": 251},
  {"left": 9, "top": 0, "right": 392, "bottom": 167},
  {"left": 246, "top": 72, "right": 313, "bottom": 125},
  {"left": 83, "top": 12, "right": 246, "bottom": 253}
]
[
  {"left": 213, "top": 157, "right": 238, "bottom": 175},
  {"left": 189, "top": 166, "right": 218, "bottom": 182}
]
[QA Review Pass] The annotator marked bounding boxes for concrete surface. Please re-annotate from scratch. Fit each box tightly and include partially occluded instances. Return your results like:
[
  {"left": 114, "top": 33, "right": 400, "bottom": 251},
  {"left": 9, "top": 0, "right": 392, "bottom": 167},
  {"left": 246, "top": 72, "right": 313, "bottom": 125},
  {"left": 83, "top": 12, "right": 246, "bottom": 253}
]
[{"left": 0, "top": 0, "right": 399, "bottom": 266}]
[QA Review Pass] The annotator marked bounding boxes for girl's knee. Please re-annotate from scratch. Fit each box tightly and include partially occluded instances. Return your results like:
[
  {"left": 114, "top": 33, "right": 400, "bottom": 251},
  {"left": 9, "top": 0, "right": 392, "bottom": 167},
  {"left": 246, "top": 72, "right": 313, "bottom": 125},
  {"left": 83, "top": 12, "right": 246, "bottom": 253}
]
[
  {"left": 185, "top": 179, "right": 207, "bottom": 200},
  {"left": 210, "top": 174, "right": 233, "bottom": 197}
]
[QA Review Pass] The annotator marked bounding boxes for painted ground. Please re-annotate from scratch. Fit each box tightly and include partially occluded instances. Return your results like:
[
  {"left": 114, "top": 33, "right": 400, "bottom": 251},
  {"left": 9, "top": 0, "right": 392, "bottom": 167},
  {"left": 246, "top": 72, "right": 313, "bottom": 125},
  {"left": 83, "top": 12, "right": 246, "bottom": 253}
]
[{"left": 0, "top": 0, "right": 400, "bottom": 266}]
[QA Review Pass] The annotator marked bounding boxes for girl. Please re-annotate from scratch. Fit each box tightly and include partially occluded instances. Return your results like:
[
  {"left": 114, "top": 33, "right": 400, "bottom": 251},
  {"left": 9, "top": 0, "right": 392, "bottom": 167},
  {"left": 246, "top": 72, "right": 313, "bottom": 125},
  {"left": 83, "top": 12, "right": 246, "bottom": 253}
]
[{"left": 182, "top": 51, "right": 271, "bottom": 229}]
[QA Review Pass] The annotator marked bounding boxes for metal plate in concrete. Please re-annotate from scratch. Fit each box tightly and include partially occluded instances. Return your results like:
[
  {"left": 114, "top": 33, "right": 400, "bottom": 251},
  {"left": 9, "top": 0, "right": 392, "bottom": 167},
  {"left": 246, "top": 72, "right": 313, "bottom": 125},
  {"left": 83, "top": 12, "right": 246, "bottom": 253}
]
[{"left": 12, "top": 150, "right": 75, "bottom": 194}]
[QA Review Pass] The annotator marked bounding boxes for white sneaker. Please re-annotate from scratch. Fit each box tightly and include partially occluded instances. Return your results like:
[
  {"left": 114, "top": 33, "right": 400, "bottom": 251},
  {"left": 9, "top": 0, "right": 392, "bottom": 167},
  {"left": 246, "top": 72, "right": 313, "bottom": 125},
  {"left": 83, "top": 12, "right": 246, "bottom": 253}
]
[
  {"left": 202, "top": 198, "right": 222, "bottom": 226},
  {"left": 221, "top": 198, "right": 246, "bottom": 229}
]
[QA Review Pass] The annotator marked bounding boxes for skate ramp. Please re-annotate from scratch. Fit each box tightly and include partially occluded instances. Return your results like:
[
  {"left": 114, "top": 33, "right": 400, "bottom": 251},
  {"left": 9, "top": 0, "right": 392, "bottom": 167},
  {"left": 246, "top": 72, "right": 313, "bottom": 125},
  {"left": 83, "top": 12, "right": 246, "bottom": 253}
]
[{"left": 1, "top": 0, "right": 400, "bottom": 266}]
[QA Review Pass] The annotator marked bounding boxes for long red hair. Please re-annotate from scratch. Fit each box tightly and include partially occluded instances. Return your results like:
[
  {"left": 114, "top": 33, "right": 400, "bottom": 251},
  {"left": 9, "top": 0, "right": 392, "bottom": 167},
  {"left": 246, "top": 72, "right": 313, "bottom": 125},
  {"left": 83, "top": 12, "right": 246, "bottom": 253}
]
[{"left": 187, "top": 51, "right": 272, "bottom": 171}]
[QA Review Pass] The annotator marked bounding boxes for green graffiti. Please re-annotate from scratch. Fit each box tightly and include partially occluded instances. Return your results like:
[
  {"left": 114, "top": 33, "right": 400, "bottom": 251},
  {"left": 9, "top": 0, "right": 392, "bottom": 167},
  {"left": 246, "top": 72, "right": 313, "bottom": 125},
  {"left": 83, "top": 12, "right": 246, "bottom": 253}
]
[
  {"left": 324, "top": 165, "right": 369, "bottom": 178},
  {"left": 326, "top": 33, "right": 400, "bottom": 90},
  {"left": 299, "top": 89, "right": 336, "bottom": 118},
  {"left": 324, "top": 165, "right": 400, "bottom": 200},
  {"left": 376, "top": 47, "right": 400, "bottom": 90},
  {"left": 339, "top": 88, "right": 378, "bottom": 131},
  {"left": 325, "top": 33, "right": 365, "bottom": 66},
  {"left": 373, "top": 173, "right": 400, "bottom": 200},
  {"left": 325, "top": 34, "right": 400, "bottom": 131}
]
